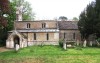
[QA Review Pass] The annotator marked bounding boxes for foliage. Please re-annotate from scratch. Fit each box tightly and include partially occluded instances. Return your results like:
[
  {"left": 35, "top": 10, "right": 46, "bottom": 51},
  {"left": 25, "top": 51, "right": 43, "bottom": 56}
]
[
  {"left": 59, "top": 39, "right": 64, "bottom": 47},
  {"left": 72, "top": 17, "right": 79, "bottom": 21},
  {"left": 0, "top": 0, "right": 10, "bottom": 27},
  {"left": 97, "top": 38, "right": 100, "bottom": 43},
  {"left": 59, "top": 16, "right": 68, "bottom": 21},
  {"left": 10, "top": 0, "right": 35, "bottom": 20},
  {"left": 0, "top": 0, "right": 35, "bottom": 46},
  {"left": 78, "top": 1, "right": 100, "bottom": 39},
  {"left": 0, "top": 46, "right": 100, "bottom": 63},
  {"left": 0, "top": 0, "right": 10, "bottom": 46}
]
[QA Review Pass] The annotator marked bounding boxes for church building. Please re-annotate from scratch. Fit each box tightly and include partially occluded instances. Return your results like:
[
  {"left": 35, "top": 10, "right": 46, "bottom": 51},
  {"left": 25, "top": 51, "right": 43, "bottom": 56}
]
[{"left": 6, "top": 5, "right": 81, "bottom": 48}]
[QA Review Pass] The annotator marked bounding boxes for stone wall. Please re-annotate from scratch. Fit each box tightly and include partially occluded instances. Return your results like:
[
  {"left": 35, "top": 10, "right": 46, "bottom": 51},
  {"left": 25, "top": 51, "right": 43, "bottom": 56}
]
[
  {"left": 15, "top": 21, "right": 57, "bottom": 30},
  {"left": 59, "top": 30, "right": 81, "bottom": 41},
  {"left": 27, "top": 32, "right": 59, "bottom": 46}
]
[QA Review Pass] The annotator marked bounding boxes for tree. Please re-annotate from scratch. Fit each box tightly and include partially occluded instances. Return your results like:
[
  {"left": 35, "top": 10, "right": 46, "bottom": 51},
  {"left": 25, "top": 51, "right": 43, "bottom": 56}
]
[
  {"left": 6, "top": 0, "right": 35, "bottom": 31},
  {"left": 0, "top": 0, "right": 10, "bottom": 27},
  {"left": 95, "top": 0, "right": 100, "bottom": 37},
  {"left": 78, "top": 10, "right": 87, "bottom": 39},
  {"left": 10, "top": 0, "right": 35, "bottom": 20},
  {"left": 59, "top": 16, "right": 68, "bottom": 21},
  {"left": 0, "top": 0, "right": 10, "bottom": 46},
  {"left": 78, "top": 1, "right": 96, "bottom": 39},
  {"left": 78, "top": 0, "right": 100, "bottom": 40},
  {"left": 72, "top": 17, "right": 79, "bottom": 21}
]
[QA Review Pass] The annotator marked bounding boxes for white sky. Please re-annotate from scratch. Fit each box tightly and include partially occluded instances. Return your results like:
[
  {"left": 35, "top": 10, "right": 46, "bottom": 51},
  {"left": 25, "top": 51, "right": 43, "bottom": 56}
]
[{"left": 26, "top": 0, "right": 95, "bottom": 20}]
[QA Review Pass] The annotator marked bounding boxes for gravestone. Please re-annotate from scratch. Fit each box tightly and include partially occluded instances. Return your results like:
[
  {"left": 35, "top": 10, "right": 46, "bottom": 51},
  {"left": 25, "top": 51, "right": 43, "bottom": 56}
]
[
  {"left": 63, "top": 42, "right": 66, "bottom": 50},
  {"left": 90, "top": 41, "right": 93, "bottom": 46},
  {"left": 15, "top": 44, "right": 19, "bottom": 51},
  {"left": 83, "top": 40, "right": 87, "bottom": 47},
  {"left": 76, "top": 40, "right": 79, "bottom": 46}
]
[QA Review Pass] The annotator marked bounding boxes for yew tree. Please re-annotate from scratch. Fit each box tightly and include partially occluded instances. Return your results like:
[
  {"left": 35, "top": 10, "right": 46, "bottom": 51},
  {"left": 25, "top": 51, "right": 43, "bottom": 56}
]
[{"left": 78, "top": 0, "right": 100, "bottom": 40}]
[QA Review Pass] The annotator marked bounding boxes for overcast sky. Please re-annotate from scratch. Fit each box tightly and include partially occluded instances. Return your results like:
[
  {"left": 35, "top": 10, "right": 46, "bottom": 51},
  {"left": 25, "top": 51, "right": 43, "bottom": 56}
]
[{"left": 26, "top": 0, "right": 95, "bottom": 20}]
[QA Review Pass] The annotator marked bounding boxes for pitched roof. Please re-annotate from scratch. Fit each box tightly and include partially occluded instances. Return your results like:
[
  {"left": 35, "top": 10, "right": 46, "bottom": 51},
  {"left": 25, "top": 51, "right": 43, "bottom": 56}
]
[
  {"left": 7, "top": 30, "right": 27, "bottom": 41},
  {"left": 58, "top": 21, "right": 78, "bottom": 30}
]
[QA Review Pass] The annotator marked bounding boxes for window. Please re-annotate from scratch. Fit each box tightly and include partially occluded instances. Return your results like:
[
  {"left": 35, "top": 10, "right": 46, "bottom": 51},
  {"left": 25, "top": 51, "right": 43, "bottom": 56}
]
[
  {"left": 34, "top": 33, "right": 36, "bottom": 40},
  {"left": 47, "top": 33, "right": 49, "bottom": 40},
  {"left": 42, "top": 23, "right": 44, "bottom": 28},
  {"left": 42, "top": 23, "right": 46, "bottom": 28},
  {"left": 64, "top": 32, "right": 66, "bottom": 39},
  {"left": 73, "top": 33, "right": 75, "bottom": 39},
  {"left": 56, "top": 23, "right": 58, "bottom": 28},
  {"left": 27, "top": 23, "right": 30, "bottom": 28}
]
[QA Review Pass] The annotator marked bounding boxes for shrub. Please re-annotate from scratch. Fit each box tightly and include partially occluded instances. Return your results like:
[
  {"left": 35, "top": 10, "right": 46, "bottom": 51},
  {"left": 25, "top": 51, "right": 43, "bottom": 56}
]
[
  {"left": 0, "top": 40, "right": 5, "bottom": 47},
  {"left": 96, "top": 38, "right": 100, "bottom": 47},
  {"left": 59, "top": 39, "right": 64, "bottom": 47},
  {"left": 97, "top": 38, "right": 100, "bottom": 43}
]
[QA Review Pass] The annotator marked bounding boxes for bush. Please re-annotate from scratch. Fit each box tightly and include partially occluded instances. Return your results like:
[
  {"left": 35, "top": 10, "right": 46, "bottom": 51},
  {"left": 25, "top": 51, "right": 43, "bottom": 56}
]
[
  {"left": 0, "top": 40, "right": 5, "bottom": 47},
  {"left": 59, "top": 39, "right": 64, "bottom": 47},
  {"left": 97, "top": 38, "right": 100, "bottom": 43}
]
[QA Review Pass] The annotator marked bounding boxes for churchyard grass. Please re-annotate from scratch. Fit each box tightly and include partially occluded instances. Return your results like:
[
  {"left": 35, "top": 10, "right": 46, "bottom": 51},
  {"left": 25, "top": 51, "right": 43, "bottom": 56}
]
[{"left": 0, "top": 46, "right": 100, "bottom": 63}]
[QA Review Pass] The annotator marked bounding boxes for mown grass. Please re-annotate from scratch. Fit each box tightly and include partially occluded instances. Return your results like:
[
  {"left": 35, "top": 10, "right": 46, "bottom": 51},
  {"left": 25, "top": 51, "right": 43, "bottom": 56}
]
[{"left": 0, "top": 46, "right": 100, "bottom": 63}]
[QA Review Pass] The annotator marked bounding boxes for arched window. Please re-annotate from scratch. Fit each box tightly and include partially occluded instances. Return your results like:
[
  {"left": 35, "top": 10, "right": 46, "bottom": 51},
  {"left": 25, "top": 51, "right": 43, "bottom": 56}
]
[
  {"left": 42, "top": 23, "right": 46, "bottom": 28},
  {"left": 27, "top": 23, "right": 30, "bottom": 28}
]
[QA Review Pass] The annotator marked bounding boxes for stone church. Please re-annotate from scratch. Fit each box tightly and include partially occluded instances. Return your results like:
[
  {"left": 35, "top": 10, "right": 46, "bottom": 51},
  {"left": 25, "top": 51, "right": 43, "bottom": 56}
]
[
  {"left": 6, "top": 20, "right": 81, "bottom": 48},
  {"left": 6, "top": 5, "right": 81, "bottom": 48}
]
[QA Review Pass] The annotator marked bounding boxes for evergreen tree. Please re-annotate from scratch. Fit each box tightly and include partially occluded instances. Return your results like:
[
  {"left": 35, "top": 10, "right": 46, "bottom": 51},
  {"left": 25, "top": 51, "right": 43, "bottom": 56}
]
[
  {"left": 78, "top": 0, "right": 100, "bottom": 39},
  {"left": 78, "top": 2, "right": 95, "bottom": 39}
]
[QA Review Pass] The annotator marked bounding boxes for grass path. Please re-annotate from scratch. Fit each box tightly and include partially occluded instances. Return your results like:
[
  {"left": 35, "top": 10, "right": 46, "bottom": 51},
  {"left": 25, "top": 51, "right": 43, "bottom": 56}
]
[
  {"left": 0, "top": 46, "right": 100, "bottom": 63},
  {"left": 0, "top": 47, "right": 11, "bottom": 52}
]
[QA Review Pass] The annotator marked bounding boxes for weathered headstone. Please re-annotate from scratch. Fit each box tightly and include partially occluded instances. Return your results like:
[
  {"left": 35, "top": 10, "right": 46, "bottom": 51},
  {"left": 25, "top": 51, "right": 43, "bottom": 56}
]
[
  {"left": 83, "top": 40, "right": 87, "bottom": 47},
  {"left": 90, "top": 41, "right": 93, "bottom": 46},
  {"left": 67, "top": 44, "right": 71, "bottom": 47},
  {"left": 15, "top": 44, "right": 19, "bottom": 51},
  {"left": 63, "top": 42, "right": 66, "bottom": 50},
  {"left": 76, "top": 40, "right": 79, "bottom": 46}
]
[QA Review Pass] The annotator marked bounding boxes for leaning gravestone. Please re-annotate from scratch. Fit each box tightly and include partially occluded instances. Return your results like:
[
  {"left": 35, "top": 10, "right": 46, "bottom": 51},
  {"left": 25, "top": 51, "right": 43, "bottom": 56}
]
[{"left": 15, "top": 44, "right": 19, "bottom": 51}]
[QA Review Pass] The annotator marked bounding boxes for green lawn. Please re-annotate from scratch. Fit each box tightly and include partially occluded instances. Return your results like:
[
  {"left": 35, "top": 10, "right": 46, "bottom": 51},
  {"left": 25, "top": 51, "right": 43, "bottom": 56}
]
[{"left": 0, "top": 46, "right": 100, "bottom": 63}]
